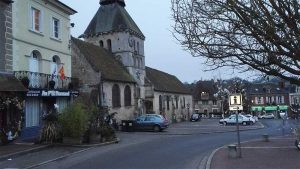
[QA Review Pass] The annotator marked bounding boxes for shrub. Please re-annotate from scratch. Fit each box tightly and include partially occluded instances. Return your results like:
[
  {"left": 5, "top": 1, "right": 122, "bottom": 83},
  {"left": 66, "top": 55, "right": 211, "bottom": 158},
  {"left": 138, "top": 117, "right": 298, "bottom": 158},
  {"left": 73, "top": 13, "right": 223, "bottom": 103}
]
[{"left": 59, "top": 103, "right": 89, "bottom": 138}]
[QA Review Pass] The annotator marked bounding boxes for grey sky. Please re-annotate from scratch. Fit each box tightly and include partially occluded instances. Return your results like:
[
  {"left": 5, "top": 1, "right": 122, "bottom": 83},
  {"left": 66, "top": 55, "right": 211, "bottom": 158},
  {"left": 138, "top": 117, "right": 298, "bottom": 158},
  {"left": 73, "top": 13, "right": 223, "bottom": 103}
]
[{"left": 60, "top": 0, "right": 249, "bottom": 83}]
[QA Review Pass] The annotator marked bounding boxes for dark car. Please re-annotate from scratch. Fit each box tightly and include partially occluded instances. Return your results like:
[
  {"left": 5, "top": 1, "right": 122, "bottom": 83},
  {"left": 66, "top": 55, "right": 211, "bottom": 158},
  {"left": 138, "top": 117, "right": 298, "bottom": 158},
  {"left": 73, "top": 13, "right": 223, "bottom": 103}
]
[
  {"left": 190, "top": 113, "right": 201, "bottom": 122},
  {"left": 134, "top": 114, "right": 169, "bottom": 132}
]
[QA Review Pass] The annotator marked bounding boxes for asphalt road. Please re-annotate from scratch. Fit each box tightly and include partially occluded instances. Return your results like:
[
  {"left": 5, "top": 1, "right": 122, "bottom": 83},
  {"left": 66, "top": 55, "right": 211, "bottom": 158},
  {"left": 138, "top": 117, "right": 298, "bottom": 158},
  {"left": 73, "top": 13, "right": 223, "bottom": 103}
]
[{"left": 0, "top": 119, "right": 294, "bottom": 169}]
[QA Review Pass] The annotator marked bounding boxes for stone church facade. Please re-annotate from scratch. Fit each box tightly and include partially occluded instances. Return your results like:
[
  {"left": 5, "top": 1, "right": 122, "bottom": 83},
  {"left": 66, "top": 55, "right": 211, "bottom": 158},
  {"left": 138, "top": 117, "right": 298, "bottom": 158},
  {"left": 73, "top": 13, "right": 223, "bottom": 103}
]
[{"left": 72, "top": 0, "right": 192, "bottom": 122}]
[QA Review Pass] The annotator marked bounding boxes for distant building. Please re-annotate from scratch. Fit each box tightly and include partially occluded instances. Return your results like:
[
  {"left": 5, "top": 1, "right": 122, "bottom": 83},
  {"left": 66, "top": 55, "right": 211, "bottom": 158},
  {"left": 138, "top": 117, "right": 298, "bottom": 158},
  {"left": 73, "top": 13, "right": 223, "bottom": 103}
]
[
  {"left": 289, "top": 85, "right": 300, "bottom": 118},
  {"left": 248, "top": 82, "right": 289, "bottom": 118},
  {"left": 192, "top": 80, "right": 224, "bottom": 118}
]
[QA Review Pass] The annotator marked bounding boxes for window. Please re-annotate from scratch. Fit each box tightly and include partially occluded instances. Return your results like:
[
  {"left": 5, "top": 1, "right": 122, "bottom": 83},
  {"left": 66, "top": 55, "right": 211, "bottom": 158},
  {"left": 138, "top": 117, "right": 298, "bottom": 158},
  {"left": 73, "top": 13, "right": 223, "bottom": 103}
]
[
  {"left": 124, "top": 85, "right": 131, "bottom": 106},
  {"left": 175, "top": 96, "right": 178, "bottom": 109},
  {"left": 166, "top": 96, "right": 170, "bottom": 110},
  {"left": 52, "top": 18, "right": 60, "bottom": 38},
  {"left": 278, "top": 96, "right": 284, "bottom": 104},
  {"left": 99, "top": 40, "right": 104, "bottom": 47},
  {"left": 107, "top": 39, "right": 112, "bottom": 52},
  {"left": 183, "top": 97, "right": 186, "bottom": 108},
  {"left": 213, "top": 100, "right": 217, "bottom": 105},
  {"left": 212, "top": 109, "right": 218, "bottom": 113},
  {"left": 137, "top": 42, "right": 140, "bottom": 54},
  {"left": 202, "top": 100, "right": 208, "bottom": 105},
  {"left": 112, "top": 84, "right": 120, "bottom": 107},
  {"left": 257, "top": 97, "right": 262, "bottom": 104},
  {"left": 266, "top": 97, "right": 272, "bottom": 104},
  {"left": 159, "top": 95, "right": 163, "bottom": 111},
  {"left": 31, "top": 7, "right": 41, "bottom": 32},
  {"left": 293, "top": 97, "right": 299, "bottom": 105}
]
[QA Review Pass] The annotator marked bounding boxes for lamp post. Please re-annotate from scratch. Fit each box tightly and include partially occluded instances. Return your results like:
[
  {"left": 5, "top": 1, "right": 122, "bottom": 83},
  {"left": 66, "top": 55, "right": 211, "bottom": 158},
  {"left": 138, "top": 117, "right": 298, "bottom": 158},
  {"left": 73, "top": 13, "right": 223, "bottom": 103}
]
[{"left": 235, "top": 107, "right": 242, "bottom": 158}]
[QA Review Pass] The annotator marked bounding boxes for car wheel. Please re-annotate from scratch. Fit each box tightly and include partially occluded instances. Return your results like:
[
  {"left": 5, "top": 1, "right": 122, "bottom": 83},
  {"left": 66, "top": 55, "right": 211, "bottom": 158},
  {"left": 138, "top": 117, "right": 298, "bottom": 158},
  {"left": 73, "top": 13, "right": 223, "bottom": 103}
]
[
  {"left": 250, "top": 121, "right": 254, "bottom": 125},
  {"left": 153, "top": 125, "right": 160, "bottom": 132},
  {"left": 242, "top": 121, "right": 247, "bottom": 126}
]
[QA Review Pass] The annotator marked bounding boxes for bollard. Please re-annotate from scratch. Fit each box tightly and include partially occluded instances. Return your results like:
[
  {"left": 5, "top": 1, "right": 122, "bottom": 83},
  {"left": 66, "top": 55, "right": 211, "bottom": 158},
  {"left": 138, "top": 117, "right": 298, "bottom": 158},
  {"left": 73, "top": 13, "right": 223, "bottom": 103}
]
[
  {"left": 228, "top": 144, "right": 237, "bottom": 158},
  {"left": 262, "top": 134, "right": 269, "bottom": 142}
]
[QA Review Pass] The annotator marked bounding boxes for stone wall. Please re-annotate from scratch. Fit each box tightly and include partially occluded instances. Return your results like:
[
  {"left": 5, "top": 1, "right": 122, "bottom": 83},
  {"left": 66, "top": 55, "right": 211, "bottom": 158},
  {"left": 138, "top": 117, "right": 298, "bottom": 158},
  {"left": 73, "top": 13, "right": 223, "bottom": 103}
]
[
  {"left": 71, "top": 42, "right": 101, "bottom": 93},
  {"left": 0, "top": 1, "right": 12, "bottom": 72}
]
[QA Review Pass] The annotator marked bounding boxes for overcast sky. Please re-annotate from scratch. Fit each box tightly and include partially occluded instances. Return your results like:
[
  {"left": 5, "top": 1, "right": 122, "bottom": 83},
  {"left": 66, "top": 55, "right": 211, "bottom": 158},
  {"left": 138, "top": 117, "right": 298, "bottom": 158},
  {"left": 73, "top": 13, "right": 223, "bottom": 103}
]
[{"left": 60, "top": 0, "right": 252, "bottom": 83}]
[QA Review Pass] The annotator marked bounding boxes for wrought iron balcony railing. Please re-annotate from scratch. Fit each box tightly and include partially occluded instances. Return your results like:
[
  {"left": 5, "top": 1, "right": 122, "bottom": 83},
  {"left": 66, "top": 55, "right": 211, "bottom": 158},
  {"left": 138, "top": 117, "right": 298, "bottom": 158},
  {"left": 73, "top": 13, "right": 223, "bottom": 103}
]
[{"left": 14, "top": 71, "right": 76, "bottom": 90}]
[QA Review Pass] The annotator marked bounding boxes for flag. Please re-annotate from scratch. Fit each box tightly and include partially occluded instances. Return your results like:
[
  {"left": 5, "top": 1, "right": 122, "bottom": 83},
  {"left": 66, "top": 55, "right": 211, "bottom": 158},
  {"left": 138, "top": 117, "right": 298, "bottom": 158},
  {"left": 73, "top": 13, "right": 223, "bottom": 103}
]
[
  {"left": 51, "top": 67, "right": 56, "bottom": 80},
  {"left": 58, "top": 66, "right": 65, "bottom": 80}
]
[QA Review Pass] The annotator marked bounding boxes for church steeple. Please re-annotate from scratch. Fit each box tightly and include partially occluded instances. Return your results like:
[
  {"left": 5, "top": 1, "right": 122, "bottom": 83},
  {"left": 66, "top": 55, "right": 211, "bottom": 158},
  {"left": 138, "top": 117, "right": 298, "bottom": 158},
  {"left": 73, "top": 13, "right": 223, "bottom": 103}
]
[{"left": 100, "top": 0, "right": 125, "bottom": 7}]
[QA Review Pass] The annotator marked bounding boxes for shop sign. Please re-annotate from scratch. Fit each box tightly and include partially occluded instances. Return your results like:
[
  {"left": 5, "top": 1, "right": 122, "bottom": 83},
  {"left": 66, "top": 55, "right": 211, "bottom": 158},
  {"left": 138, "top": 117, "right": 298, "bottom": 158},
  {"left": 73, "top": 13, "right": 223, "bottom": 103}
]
[
  {"left": 41, "top": 90, "right": 70, "bottom": 97},
  {"left": 27, "top": 90, "right": 77, "bottom": 97}
]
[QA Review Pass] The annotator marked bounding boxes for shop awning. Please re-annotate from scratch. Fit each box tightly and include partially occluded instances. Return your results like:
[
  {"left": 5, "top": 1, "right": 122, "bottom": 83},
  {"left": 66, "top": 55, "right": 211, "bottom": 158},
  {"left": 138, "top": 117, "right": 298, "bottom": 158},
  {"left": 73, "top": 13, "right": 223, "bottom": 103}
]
[
  {"left": 251, "top": 105, "right": 289, "bottom": 111},
  {"left": 0, "top": 73, "right": 27, "bottom": 92}
]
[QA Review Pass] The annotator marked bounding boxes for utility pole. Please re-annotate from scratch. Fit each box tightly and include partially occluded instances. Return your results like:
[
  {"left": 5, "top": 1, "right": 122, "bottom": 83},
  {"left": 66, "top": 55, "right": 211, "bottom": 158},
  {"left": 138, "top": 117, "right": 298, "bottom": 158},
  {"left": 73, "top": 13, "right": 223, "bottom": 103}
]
[{"left": 236, "top": 107, "right": 242, "bottom": 158}]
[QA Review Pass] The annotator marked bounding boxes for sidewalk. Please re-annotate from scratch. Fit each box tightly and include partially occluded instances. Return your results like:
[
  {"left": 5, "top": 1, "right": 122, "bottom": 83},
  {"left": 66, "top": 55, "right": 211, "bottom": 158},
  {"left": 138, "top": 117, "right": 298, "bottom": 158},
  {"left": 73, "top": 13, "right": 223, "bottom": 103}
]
[
  {"left": 208, "top": 137, "right": 300, "bottom": 169},
  {"left": 0, "top": 142, "right": 49, "bottom": 161}
]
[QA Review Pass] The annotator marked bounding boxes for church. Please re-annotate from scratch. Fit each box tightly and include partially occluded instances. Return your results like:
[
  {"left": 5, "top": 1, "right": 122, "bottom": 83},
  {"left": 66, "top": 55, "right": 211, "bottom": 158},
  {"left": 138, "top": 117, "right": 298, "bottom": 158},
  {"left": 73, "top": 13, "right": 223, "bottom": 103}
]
[{"left": 71, "top": 0, "right": 193, "bottom": 123}]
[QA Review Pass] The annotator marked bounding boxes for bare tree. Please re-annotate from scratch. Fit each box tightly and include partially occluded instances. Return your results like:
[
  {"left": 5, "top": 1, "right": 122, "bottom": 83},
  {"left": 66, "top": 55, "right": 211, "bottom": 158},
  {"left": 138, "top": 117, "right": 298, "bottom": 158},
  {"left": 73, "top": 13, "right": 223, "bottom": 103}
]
[{"left": 171, "top": 0, "right": 300, "bottom": 85}]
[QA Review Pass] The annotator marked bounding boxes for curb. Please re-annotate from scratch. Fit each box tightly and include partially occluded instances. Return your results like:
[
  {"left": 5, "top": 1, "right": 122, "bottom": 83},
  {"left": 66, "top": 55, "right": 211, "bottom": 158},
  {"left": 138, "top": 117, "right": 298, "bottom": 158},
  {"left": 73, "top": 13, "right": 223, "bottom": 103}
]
[
  {"left": 0, "top": 138, "right": 120, "bottom": 163},
  {"left": 0, "top": 144, "right": 50, "bottom": 161},
  {"left": 204, "top": 135, "right": 292, "bottom": 169},
  {"left": 205, "top": 146, "right": 225, "bottom": 169},
  {"left": 23, "top": 138, "right": 120, "bottom": 169}
]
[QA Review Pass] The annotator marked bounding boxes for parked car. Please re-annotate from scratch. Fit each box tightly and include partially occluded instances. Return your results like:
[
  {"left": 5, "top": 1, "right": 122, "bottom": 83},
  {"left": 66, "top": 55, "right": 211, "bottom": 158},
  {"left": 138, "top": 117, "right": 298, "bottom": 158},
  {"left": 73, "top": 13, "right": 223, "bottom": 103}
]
[
  {"left": 134, "top": 114, "right": 169, "bottom": 132},
  {"left": 259, "top": 113, "right": 275, "bottom": 119},
  {"left": 244, "top": 114, "right": 257, "bottom": 124},
  {"left": 219, "top": 114, "right": 252, "bottom": 126},
  {"left": 190, "top": 113, "right": 201, "bottom": 122}
]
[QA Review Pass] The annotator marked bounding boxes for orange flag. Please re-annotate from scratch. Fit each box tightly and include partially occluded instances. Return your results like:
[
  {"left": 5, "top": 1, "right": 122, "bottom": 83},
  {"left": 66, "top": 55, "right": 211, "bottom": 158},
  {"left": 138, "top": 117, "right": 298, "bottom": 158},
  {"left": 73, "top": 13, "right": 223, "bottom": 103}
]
[{"left": 58, "top": 66, "right": 65, "bottom": 80}]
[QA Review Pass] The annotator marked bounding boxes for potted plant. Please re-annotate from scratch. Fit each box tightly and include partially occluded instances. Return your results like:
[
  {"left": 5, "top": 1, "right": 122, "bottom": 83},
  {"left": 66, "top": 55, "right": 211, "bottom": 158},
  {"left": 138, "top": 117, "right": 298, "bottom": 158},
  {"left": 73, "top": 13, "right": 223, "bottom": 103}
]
[{"left": 59, "top": 102, "right": 89, "bottom": 144}]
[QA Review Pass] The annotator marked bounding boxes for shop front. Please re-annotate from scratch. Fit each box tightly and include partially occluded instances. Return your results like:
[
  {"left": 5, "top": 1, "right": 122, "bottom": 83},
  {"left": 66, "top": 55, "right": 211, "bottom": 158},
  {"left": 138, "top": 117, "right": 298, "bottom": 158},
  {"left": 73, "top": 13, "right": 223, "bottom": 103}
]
[
  {"left": 20, "top": 89, "right": 79, "bottom": 141},
  {"left": 251, "top": 105, "right": 289, "bottom": 118}
]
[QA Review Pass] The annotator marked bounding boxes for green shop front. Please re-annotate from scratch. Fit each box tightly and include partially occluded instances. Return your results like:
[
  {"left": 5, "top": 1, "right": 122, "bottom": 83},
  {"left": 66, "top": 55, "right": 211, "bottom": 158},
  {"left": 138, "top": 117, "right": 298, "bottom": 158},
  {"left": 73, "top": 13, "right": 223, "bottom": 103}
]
[{"left": 251, "top": 105, "right": 289, "bottom": 118}]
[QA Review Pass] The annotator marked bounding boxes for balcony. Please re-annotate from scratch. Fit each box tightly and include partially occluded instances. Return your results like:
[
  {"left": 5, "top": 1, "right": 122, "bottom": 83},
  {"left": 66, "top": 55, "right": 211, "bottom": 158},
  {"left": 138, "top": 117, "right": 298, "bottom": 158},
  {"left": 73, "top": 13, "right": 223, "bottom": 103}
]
[{"left": 14, "top": 71, "right": 76, "bottom": 90}]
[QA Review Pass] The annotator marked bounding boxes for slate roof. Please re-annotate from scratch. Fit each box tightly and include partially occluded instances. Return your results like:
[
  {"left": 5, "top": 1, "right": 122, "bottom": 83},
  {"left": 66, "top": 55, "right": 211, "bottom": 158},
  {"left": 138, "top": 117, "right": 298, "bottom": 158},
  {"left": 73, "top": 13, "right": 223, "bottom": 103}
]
[
  {"left": 192, "top": 80, "right": 218, "bottom": 100},
  {"left": 0, "top": 73, "right": 27, "bottom": 92},
  {"left": 72, "top": 37, "right": 135, "bottom": 83},
  {"left": 248, "top": 83, "right": 289, "bottom": 94},
  {"left": 82, "top": 2, "right": 144, "bottom": 39},
  {"left": 145, "top": 67, "right": 190, "bottom": 94}
]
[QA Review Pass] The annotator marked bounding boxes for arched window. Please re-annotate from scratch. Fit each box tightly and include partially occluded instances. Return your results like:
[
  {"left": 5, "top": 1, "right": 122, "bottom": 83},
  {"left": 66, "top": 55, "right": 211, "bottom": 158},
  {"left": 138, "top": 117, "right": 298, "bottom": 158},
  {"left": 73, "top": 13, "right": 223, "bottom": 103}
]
[
  {"left": 166, "top": 96, "right": 170, "bottom": 110},
  {"left": 112, "top": 84, "right": 120, "bottom": 107},
  {"left": 107, "top": 39, "right": 112, "bottom": 52},
  {"left": 99, "top": 40, "right": 104, "bottom": 47},
  {"left": 124, "top": 85, "right": 131, "bottom": 106},
  {"left": 29, "top": 50, "right": 41, "bottom": 73},
  {"left": 159, "top": 95, "right": 163, "bottom": 111}
]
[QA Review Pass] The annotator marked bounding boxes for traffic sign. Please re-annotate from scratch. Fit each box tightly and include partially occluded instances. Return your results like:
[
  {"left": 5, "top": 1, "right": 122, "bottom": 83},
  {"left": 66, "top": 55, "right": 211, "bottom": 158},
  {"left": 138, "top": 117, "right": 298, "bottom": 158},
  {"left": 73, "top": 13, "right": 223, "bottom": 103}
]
[{"left": 229, "top": 94, "right": 243, "bottom": 111}]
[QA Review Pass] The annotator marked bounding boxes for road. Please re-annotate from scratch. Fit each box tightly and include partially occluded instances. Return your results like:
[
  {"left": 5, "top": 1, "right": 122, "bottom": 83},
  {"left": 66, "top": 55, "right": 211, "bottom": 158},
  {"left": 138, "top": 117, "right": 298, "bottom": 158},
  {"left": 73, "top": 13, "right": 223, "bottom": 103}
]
[{"left": 0, "top": 119, "right": 295, "bottom": 169}]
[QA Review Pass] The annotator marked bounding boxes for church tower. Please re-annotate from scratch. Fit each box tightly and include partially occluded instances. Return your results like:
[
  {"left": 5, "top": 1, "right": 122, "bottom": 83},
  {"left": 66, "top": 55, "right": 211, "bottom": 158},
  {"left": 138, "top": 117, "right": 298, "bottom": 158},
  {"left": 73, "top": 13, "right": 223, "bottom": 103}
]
[{"left": 81, "top": 0, "right": 146, "bottom": 88}]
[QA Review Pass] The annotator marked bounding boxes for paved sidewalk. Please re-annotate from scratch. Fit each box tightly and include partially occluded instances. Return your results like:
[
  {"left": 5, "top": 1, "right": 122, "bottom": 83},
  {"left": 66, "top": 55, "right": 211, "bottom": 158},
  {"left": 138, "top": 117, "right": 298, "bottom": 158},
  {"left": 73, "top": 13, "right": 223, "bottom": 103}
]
[
  {"left": 0, "top": 142, "right": 49, "bottom": 161},
  {"left": 208, "top": 137, "right": 300, "bottom": 169}
]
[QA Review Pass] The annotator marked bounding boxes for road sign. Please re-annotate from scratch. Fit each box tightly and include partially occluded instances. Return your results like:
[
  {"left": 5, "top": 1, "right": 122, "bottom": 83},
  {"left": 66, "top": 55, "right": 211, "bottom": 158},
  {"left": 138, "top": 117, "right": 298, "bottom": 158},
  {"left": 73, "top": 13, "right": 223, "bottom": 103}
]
[{"left": 229, "top": 94, "right": 243, "bottom": 111}]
